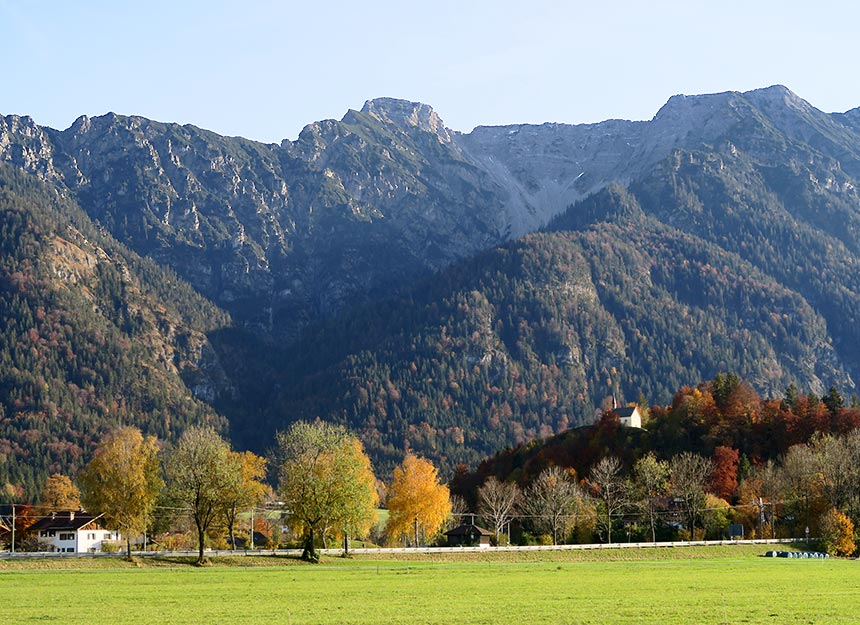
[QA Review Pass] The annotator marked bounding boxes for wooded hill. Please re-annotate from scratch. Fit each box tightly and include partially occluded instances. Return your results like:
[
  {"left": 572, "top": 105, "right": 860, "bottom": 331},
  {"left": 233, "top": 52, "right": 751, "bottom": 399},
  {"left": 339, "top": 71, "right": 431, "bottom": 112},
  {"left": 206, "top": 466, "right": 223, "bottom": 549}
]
[{"left": 450, "top": 373, "right": 860, "bottom": 502}]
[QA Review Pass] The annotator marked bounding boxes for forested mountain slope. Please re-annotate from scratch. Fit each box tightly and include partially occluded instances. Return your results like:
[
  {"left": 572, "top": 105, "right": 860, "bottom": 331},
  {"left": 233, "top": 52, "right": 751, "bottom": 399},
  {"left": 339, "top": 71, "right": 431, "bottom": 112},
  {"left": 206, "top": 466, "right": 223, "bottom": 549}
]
[
  {"left": 272, "top": 186, "right": 850, "bottom": 475},
  {"left": 0, "top": 165, "right": 228, "bottom": 496}
]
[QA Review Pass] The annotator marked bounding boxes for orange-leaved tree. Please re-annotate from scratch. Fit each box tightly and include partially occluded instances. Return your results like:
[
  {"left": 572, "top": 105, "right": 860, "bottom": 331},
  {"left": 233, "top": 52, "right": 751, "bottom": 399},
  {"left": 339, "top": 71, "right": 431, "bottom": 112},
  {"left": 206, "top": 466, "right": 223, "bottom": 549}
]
[
  {"left": 385, "top": 454, "right": 451, "bottom": 546},
  {"left": 709, "top": 446, "right": 739, "bottom": 501}
]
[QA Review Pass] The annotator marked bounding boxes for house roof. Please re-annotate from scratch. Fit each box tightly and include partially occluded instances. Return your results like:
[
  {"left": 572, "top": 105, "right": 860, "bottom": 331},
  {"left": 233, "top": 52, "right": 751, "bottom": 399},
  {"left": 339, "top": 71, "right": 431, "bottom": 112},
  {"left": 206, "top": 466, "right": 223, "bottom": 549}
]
[
  {"left": 28, "top": 511, "right": 103, "bottom": 532},
  {"left": 614, "top": 406, "right": 640, "bottom": 418},
  {"left": 444, "top": 523, "right": 493, "bottom": 537}
]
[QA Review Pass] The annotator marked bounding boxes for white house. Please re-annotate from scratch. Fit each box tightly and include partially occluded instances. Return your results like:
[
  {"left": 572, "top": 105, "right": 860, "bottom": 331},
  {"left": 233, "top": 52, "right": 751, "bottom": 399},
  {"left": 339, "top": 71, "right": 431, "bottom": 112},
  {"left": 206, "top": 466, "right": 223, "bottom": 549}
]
[
  {"left": 28, "top": 511, "right": 119, "bottom": 553},
  {"left": 614, "top": 406, "right": 643, "bottom": 428}
]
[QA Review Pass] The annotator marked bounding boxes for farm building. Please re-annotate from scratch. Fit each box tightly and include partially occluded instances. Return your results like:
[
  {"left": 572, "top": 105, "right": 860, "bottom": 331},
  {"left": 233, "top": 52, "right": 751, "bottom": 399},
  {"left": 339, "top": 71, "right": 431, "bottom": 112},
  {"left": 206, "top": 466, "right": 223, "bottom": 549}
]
[{"left": 444, "top": 523, "right": 493, "bottom": 547}]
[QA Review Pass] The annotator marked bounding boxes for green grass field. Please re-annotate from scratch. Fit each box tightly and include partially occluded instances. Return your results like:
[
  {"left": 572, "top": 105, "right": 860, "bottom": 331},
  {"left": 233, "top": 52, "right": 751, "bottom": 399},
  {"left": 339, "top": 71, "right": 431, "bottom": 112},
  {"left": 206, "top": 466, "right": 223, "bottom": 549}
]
[{"left": 2, "top": 547, "right": 858, "bottom": 624}]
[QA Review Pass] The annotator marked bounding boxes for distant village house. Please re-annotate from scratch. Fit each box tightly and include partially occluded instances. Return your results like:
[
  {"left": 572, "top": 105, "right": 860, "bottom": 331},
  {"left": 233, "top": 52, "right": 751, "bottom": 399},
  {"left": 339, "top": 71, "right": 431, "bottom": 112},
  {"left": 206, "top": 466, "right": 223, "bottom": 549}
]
[
  {"left": 28, "top": 511, "right": 118, "bottom": 553},
  {"left": 444, "top": 522, "right": 493, "bottom": 548}
]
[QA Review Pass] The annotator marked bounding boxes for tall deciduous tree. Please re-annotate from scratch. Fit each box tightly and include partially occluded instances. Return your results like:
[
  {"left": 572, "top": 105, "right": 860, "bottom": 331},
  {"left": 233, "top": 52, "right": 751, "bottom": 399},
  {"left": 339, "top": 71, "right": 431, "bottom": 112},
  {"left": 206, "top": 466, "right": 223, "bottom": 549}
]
[
  {"left": 633, "top": 453, "right": 669, "bottom": 543},
  {"left": 589, "top": 456, "right": 629, "bottom": 544},
  {"left": 477, "top": 476, "right": 520, "bottom": 544},
  {"left": 277, "top": 421, "right": 378, "bottom": 562},
  {"left": 819, "top": 508, "right": 856, "bottom": 556},
  {"left": 79, "top": 427, "right": 162, "bottom": 559},
  {"left": 813, "top": 432, "right": 860, "bottom": 518},
  {"left": 779, "top": 443, "right": 822, "bottom": 535},
  {"left": 221, "top": 451, "right": 268, "bottom": 550},
  {"left": 523, "top": 466, "right": 583, "bottom": 545},
  {"left": 709, "top": 446, "right": 740, "bottom": 501},
  {"left": 164, "top": 426, "right": 240, "bottom": 565},
  {"left": 669, "top": 452, "right": 712, "bottom": 540},
  {"left": 385, "top": 454, "right": 451, "bottom": 546},
  {"left": 40, "top": 474, "right": 81, "bottom": 511}
]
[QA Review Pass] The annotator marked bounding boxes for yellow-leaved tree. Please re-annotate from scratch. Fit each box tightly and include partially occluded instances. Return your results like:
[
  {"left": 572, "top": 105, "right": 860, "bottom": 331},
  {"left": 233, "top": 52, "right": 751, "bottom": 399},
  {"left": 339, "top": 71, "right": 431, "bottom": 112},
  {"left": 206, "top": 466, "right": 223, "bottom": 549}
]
[
  {"left": 220, "top": 451, "right": 268, "bottom": 550},
  {"left": 385, "top": 454, "right": 451, "bottom": 546},
  {"left": 40, "top": 473, "right": 81, "bottom": 511},
  {"left": 164, "top": 426, "right": 240, "bottom": 565},
  {"left": 79, "top": 426, "right": 163, "bottom": 560},
  {"left": 820, "top": 508, "right": 856, "bottom": 557}
]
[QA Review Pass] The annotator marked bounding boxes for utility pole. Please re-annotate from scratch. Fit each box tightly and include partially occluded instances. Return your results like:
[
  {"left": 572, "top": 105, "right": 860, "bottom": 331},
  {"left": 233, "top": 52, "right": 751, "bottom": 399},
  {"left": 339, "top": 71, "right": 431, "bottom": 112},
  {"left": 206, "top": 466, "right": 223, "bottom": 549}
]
[
  {"left": 414, "top": 516, "right": 419, "bottom": 547},
  {"left": 250, "top": 508, "right": 255, "bottom": 550},
  {"left": 11, "top": 504, "right": 16, "bottom": 554}
]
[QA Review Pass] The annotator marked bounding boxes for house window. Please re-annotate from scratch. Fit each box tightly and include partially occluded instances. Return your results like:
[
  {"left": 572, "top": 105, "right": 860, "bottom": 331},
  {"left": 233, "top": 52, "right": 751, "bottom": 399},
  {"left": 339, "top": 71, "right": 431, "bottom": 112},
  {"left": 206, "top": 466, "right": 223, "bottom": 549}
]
[
  {"left": 88, "top": 533, "right": 96, "bottom": 540},
  {"left": 59, "top": 533, "right": 75, "bottom": 541}
]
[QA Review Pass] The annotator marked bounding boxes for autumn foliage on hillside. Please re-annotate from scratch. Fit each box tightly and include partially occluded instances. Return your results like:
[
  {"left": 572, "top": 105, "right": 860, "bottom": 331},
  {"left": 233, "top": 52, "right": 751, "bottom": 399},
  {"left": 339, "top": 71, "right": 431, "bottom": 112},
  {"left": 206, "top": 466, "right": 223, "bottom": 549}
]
[
  {"left": 451, "top": 373, "right": 860, "bottom": 553},
  {"left": 453, "top": 373, "right": 860, "bottom": 504}
]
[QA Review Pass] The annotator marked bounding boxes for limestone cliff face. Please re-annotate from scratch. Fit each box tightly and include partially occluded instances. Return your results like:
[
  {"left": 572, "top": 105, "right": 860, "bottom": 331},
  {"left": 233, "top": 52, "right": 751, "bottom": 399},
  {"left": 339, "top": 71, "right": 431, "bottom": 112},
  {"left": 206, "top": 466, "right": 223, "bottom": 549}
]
[
  {"left": 3, "top": 87, "right": 860, "bottom": 344},
  {"left": 455, "top": 86, "right": 860, "bottom": 239},
  {"left": 0, "top": 114, "right": 64, "bottom": 182},
  {"left": 1, "top": 100, "right": 511, "bottom": 338}
]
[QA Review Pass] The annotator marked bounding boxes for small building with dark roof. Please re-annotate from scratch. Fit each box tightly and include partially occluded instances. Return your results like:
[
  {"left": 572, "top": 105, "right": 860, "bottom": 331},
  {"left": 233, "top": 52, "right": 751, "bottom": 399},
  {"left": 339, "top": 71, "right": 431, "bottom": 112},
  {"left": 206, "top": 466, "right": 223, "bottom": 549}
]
[
  {"left": 614, "top": 406, "right": 643, "bottom": 428},
  {"left": 444, "top": 523, "right": 493, "bottom": 548},
  {"left": 28, "top": 511, "right": 118, "bottom": 553}
]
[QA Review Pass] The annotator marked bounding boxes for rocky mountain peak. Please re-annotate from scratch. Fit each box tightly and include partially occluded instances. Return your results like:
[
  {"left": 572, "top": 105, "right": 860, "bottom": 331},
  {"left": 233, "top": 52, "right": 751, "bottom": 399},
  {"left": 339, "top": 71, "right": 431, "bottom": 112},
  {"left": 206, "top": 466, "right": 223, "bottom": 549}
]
[
  {"left": 0, "top": 113, "right": 62, "bottom": 181},
  {"left": 652, "top": 90, "right": 741, "bottom": 123},
  {"left": 68, "top": 114, "right": 92, "bottom": 136},
  {"left": 743, "top": 84, "right": 809, "bottom": 111},
  {"left": 653, "top": 85, "right": 818, "bottom": 131},
  {"left": 839, "top": 107, "right": 860, "bottom": 132},
  {"left": 360, "top": 97, "right": 452, "bottom": 142}
]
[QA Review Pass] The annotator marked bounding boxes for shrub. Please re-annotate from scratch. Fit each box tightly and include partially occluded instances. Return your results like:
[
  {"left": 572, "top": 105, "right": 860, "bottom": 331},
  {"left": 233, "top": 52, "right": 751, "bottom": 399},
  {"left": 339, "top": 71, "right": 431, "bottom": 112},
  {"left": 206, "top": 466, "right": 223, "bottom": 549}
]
[{"left": 819, "top": 508, "right": 855, "bottom": 557}]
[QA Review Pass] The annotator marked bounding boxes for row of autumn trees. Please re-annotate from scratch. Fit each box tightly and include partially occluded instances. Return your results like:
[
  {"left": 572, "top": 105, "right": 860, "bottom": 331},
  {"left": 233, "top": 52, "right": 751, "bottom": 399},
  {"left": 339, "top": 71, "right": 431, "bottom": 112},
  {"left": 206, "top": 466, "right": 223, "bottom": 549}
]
[
  {"left": 473, "top": 452, "right": 717, "bottom": 547},
  {"left": 29, "top": 421, "right": 452, "bottom": 564},
  {"left": 471, "top": 433, "right": 860, "bottom": 556}
]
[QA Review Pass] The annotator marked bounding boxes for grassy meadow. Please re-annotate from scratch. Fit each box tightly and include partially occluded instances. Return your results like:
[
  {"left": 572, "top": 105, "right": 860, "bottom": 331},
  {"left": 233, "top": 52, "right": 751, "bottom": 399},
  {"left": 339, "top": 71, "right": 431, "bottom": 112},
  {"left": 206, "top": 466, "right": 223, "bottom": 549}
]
[{"left": 2, "top": 546, "right": 858, "bottom": 624}]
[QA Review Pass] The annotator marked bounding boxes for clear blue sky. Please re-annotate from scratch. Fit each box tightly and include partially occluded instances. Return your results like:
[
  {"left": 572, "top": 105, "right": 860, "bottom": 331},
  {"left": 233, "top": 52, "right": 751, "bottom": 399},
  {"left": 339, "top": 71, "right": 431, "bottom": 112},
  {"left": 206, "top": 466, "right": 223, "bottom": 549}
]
[{"left": 2, "top": 0, "right": 857, "bottom": 143}]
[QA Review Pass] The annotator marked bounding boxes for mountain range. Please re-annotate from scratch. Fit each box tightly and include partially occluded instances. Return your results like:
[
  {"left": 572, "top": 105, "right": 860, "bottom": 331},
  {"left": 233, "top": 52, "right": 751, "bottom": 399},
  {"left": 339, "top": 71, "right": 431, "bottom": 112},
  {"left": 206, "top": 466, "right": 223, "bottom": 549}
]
[{"left": 3, "top": 85, "right": 860, "bottom": 496}]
